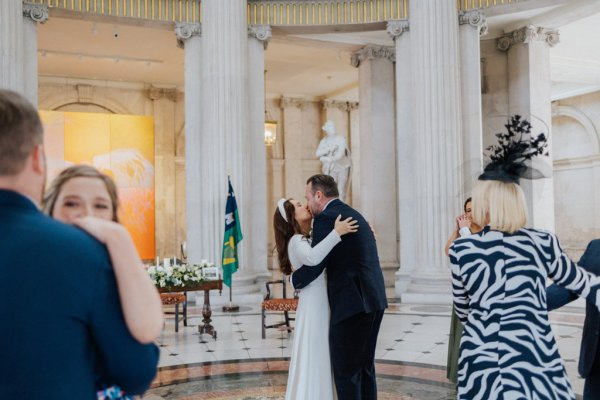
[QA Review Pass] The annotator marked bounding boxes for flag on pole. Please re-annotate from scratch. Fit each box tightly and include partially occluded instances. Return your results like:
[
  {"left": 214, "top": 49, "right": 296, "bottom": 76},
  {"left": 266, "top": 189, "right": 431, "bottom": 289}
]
[{"left": 222, "top": 176, "right": 243, "bottom": 287}]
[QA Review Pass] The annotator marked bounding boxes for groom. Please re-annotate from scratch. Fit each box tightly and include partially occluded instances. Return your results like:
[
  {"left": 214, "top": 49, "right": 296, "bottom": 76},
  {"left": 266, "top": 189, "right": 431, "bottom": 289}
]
[{"left": 292, "top": 174, "right": 388, "bottom": 400}]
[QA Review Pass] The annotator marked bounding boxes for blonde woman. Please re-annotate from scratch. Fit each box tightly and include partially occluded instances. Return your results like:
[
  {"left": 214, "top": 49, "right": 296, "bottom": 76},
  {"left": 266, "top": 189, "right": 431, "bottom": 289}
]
[
  {"left": 449, "top": 116, "right": 600, "bottom": 399},
  {"left": 44, "top": 165, "right": 163, "bottom": 399}
]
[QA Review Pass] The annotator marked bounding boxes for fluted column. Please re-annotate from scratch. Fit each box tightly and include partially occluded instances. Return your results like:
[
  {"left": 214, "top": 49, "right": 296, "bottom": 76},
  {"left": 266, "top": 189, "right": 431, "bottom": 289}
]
[
  {"left": 175, "top": 23, "right": 203, "bottom": 263},
  {"left": 498, "top": 25, "right": 558, "bottom": 231},
  {"left": 200, "top": 1, "right": 249, "bottom": 271},
  {"left": 280, "top": 96, "right": 306, "bottom": 202},
  {"left": 348, "top": 102, "right": 360, "bottom": 208},
  {"left": 247, "top": 25, "right": 271, "bottom": 278},
  {"left": 148, "top": 86, "right": 182, "bottom": 258},
  {"left": 459, "top": 11, "right": 486, "bottom": 195},
  {"left": 21, "top": 2, "right": 48, "bottom": 106},
  {"left": 387, "top": 20, "right": 415, "bottom": 296},
  {"left": 1, "top": 1, "right": 24, "bottom": 93},
  {"left": 351, "top": 45, "right": 398, "bottom": 286},
  {"left": 401, "top": 0, "right": 463, "bottom": 304}
]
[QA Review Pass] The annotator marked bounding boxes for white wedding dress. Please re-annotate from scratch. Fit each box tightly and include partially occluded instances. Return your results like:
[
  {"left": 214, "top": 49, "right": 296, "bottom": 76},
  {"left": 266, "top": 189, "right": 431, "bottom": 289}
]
[{"left": 285, "top": 230, "right": 341, "bottom": 400}]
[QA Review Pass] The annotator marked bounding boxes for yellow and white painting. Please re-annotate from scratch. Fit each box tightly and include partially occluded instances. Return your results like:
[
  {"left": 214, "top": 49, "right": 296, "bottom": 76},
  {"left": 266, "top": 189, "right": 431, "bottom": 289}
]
[{"left": 40, "top": 111, "right": 156, "bottom": 259}]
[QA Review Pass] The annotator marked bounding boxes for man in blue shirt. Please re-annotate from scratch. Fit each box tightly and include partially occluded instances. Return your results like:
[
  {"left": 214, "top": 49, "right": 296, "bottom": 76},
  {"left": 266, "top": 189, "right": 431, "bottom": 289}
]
[{"left": 0, "top": 89, "right": 159, "bottom": 399}]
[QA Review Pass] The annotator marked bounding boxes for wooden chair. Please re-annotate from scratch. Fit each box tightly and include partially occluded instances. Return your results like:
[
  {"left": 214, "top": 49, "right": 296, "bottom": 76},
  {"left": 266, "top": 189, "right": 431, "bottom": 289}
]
[
  {"left": 261, "top": 276, "right": 298, "bottom": 339},
  {"left": 160, "top": 292, "right": 187, "bottom": 332}
]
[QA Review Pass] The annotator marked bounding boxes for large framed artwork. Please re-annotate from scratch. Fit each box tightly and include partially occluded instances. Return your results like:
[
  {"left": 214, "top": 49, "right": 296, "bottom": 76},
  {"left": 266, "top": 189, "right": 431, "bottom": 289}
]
[{"left": 40, "top": 111, "right": 156, "bottom": 259}]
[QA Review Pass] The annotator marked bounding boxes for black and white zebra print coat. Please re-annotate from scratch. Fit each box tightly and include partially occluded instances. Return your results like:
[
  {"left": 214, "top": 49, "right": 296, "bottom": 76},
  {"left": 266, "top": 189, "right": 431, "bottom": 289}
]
[{"left": 449, "top": 226, "right": 600, "bottom": 400}]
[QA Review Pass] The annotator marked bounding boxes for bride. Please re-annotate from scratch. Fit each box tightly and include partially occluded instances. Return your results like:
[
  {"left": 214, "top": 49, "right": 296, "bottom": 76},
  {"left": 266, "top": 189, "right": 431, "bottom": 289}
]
[{"left": 273, "top": 197, "right": 358, "bottom": 400}]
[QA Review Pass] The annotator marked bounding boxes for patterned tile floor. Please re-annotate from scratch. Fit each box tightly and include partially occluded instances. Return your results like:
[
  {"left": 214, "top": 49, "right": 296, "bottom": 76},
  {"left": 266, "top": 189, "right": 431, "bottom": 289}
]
[{"left": 145, "top": 299, "right": 586, "bottom": 399}]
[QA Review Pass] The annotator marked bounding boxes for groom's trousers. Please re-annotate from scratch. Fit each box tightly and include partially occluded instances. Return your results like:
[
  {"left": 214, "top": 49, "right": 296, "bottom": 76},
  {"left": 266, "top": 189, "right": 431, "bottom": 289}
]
[{"left": 330, "top": 309, "right": 385, "bottom": 400}]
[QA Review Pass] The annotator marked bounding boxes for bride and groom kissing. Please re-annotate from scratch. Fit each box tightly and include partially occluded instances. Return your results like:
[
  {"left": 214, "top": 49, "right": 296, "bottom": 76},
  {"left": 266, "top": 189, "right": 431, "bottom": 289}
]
[{"left": 274, "top": 174, "right": 388, "bottom": 400}]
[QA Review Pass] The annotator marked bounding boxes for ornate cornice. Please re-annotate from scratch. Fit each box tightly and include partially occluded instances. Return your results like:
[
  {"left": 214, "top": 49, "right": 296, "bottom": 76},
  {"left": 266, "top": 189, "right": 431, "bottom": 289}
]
[
  {"left": 148, "top": 86, "right": 183, "bottom": 102},
  {"left": 175, "top": 23, "right": 201, "bottom": 49},
  {"left": 248, "top": 25, "right": 272, "bottom": 50},
  {"left": 497, "top": 25, "right": 560, "bottom": 52},
  {"left": 386, "top": 20, "right": 409, "bottom": 41},
  {"left": 280, "top": 96, "right": 306, "bottom": 110},
  {"left": 322, "top": 99, "right": 358, "bottom": 112},
  {"left": 459, "top": 10, "right": 487, "bottom": 36},
  {"left": 350, "top": 45, "right": 395, "bottom": 68},
  {"left": 22, "top": 2, "right": 49, "bottom": 24}
]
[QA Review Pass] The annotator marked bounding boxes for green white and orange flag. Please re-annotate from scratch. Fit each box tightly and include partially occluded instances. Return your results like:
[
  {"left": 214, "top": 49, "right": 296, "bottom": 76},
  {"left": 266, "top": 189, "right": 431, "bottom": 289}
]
[{"left": 222, "top": 177, "right": 243, "bottom": 287}]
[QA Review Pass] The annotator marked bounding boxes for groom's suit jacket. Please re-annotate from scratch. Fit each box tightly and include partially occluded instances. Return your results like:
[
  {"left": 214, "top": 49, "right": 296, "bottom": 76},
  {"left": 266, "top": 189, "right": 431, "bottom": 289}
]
[
  {"left": 291, "top": 199, "right": 387, "bottom": 324},
  {"left": 547, "top": 239, "right": 600, "bottom": 378},
  {"left": 0, "top": 189, "right": 158, "bottom": 399}
]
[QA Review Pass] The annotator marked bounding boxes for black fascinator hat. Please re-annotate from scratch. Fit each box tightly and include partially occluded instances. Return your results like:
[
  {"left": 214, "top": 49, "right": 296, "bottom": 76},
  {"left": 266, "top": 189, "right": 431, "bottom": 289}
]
[{"left": 478, "top": 115, "right": 549, "bottom": 185}]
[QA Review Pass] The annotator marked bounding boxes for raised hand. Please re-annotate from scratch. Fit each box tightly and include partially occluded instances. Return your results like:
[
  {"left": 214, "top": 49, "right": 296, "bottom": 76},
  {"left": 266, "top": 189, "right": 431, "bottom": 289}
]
[
  {"left": 456, "top": 214, "right": 471, "bottom": 230},
  {"left": 334, "top": 215, "right": 359, "bottom": 236}
]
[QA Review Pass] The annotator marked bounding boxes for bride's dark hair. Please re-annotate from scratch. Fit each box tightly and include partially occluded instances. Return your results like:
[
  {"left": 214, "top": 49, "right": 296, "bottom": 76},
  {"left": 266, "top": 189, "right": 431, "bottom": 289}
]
[{"left": 273, "top": 199, "right": 304, "bottom": 275}]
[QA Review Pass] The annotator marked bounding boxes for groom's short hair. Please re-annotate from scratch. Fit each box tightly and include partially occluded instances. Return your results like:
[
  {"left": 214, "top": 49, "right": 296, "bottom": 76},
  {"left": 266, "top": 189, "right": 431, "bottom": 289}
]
[
  {"left": 0, "top": 90, "right": 43, "bottom": 175},
  {"left": 307, "top": 174, "right": 339, "bottom": 198}
]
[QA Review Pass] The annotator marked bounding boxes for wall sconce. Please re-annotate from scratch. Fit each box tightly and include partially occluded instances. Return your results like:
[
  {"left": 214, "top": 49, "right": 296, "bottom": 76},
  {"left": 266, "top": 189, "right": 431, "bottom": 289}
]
[
  {"left": 264, "top": 70, "right": 277, "bottom": 146},
  {"left": 264, "top": 119, "right": 277, "bottom": 146}
]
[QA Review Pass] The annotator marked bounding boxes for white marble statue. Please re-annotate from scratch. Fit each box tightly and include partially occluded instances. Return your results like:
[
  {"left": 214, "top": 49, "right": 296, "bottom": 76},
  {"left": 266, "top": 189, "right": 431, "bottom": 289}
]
[{"left": 316, "top": 120, "right": 352, "bottom": 201}]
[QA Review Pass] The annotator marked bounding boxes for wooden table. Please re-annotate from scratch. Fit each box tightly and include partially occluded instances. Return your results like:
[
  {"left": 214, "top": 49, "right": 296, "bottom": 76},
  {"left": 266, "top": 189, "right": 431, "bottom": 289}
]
[{"left": 158, "top": 280, "right": 223, "bottom": 339}]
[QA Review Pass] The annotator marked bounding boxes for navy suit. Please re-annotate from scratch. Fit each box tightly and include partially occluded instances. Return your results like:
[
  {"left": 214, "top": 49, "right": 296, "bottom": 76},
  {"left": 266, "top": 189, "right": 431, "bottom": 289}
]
[
  {"left": 0, "top": 190, "right": 159, "bottom": 399},
  {"left": 547, "top": 239, "right": 600, "bottom": 400},
  {"left": 292, "top": 199, "right": 388, "bottom": 400}
]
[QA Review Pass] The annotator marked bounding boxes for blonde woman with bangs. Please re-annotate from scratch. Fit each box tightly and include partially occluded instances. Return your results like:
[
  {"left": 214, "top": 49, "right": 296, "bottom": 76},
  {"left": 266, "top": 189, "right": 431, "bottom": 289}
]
[{"left": 449, "top": 116, "right": 600, "bottom": 400}]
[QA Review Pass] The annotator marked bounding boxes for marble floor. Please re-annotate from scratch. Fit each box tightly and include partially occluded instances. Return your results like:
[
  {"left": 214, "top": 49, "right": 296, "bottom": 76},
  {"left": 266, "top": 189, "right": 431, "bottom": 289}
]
[{"left": 144, "top": 298, "right": 586, "bottom": 399}]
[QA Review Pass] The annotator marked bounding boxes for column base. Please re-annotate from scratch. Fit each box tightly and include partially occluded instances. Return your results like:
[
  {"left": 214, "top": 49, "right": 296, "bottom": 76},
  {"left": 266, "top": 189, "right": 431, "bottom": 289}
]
[
  {"left": 381, "top": 261, "right": 400, "bottom": 288},
  {"left": 395, "top": 272, "right": 452, "bottom": 305}
]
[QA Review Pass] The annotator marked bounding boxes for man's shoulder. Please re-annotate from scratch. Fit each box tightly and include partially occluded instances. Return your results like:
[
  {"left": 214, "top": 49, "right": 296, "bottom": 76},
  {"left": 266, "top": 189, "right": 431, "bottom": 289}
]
[{"left": 26, "top": 213, "right": 109, "bottom": 263}]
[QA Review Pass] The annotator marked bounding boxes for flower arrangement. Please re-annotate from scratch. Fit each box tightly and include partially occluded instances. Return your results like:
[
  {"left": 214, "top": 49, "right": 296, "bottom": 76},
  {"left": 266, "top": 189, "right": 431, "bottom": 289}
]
[{"left": 147, "top": 260, "right": 216, "bottom": 289}]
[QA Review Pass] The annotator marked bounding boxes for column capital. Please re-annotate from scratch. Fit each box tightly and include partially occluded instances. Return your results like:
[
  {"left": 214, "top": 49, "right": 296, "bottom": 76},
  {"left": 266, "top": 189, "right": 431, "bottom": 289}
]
[
  {"left": 322, "top": 99, "right": 352, "bottom": 112},
  {"left": 347, "top": 101, "right": 359, "bottom": 111},
  {"left": 22, "top": 1, "right": 49, "bottom": 24},
  {"left": 280, "top": 96, "right": 306, "bottom": 110},
  {"left": 497, "top": 25, "right": 559, "bottom": 52},
  {"left": 386, "top": 20, "right": 409, "bottom": 41},
  {"left": 459, "top": 10, "right": 487, "bottom": 36},
  {"left": 148, "top": 86, "right": 183, "bottom": 102},
  {"left": 175, "top": 22, "right": 201, "bottom": 49},
  {"left": 350, "top": 45, "right": 395, "bottom": 68},
  {"left": 248, "top": 25, "right": 272, "bottom": 49}
]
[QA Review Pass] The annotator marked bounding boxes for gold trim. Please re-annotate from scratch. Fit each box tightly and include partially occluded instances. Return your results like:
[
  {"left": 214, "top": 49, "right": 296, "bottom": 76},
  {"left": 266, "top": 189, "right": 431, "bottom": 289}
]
[{"left": 33, "top": 0, "right": 523, "bottom": 24}]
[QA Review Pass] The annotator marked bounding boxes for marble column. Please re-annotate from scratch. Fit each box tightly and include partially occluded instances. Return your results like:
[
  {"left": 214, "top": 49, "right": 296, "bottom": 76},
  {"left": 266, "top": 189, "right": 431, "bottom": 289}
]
[
  {"left": 148, "top": 86, "right": 182, "bottom": 258},
  {"left": 1, "top": 1, "right": 24, "bottom": 93},
  {"left": 175, "top": 23, "right": 203, "bottom": 263},
  {"left": 280, "top": 96, "right": 307, "bottom": 202},
  {"left": 349, "top": 102, "right": 360, "bottom": 209},
  {"left": 387, "top": 21, "right": 415, "bottom": 296},
  {"left": 351, "top": 45, "right": 398, "bottom": 286},
  {"left": 321, "top": 100, "right": 350, "bottom": 141},
  {"left": 400, "top": 0, "right": 463, "bottom": 304},
  {"left": 459, "top": 11, "right": 487, "bottom": 195},
  {"left": 247, "top": 25, "right": 272, "bottom": 282},
  {"left": 199, "top": 0, "right": 249, "bottom": 269},
  {"left": 498, "top": 25, "right": 559, "bottom": 231},
  {"left": 21, "top": 2, "right": 48, "bottom": 106}
]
